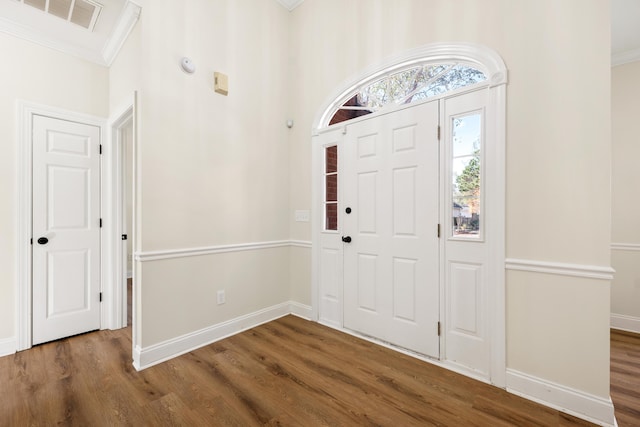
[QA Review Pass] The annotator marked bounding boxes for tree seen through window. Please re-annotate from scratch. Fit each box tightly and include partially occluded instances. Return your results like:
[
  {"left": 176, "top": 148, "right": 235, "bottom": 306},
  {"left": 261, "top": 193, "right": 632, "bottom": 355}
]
[{"left": 330, "top": 63, "right": 486, "bottom": 125}]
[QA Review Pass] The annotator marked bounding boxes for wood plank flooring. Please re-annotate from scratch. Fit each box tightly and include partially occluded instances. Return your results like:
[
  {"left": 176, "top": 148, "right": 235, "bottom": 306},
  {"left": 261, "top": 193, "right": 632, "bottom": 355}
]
[
  {"left": 0, "top": 313, "right": 600, "bottom": 427},
  {"left": 610, "top": 329, "right": 640, "bottom": 426}
]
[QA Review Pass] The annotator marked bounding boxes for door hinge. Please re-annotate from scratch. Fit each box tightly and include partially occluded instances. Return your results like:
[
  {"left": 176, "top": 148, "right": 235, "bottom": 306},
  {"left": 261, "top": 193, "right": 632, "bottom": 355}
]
[
  {"left": 437, "top": 125, "right": 441, "bottom": 140},
  {"left": 99, "top": 292, "right": 103, "bottom": 302},
  {"left": 30, "top": 238, "right": 33, "bottom": 245},
  {"left": 437, "top": 321, "right": 441, "bottom": 337},
  {"left": 99, "top": 144, "right": 103, "bottom": 155},
  {"left": 99, "top": 218, "right": 103, "bottom": 228},
  {"left": 437, "top": 224, "right": 441, "bottom": 238}
]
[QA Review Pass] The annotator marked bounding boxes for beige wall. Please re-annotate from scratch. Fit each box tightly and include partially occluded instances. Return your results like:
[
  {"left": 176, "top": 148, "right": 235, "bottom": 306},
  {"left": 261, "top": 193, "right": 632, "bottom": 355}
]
[
  {"left": 611, "top": 60, "right": 640, "bottom": 327},
  {"left": 507, "top": 272, "right": 611, "bottom": 393},
  {"left": 132, "top": 0, "right": 291, "bottom": 347},
  {"left": 0, "top": 0, "right": 614, "bottom": 409},
  {"left": 136, "top": 0, "right": 290, "bottom": 250},
  {"left": 289, "top": 0, "right": 611, "bottom": 398},
  {"left": 108, "top": 7, "right": 138, "bottom": 279},
  {"left": 140, "top": 248, "right": 290, "bottom": 345},
  {"left": 109, "top": 18, "right": 140, "bottom": 114},
  {"left": 108, "top": 18, "right": 141, "bottom": 338},
  {"left": 0, "top": 32, "right": 109, "bottom": 343}
]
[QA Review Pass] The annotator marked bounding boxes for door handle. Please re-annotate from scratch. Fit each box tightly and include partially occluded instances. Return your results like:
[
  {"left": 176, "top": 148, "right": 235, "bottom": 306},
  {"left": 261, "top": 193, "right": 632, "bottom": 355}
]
[
  {"left": 342, "top": 236, "right": 352, "bottom": 243},
  {"left": 37, "top": 237, "right": 49, "bottom": 245}
]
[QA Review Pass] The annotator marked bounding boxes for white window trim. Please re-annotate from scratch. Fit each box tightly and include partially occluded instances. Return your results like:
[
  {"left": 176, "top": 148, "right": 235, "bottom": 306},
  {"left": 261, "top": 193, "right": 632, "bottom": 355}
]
[
  {"left": 313, "top": 42, "right": 507, "bottom": 132},
  {"left": 449, "top": 108, "right": 485, "bottom": 242}
]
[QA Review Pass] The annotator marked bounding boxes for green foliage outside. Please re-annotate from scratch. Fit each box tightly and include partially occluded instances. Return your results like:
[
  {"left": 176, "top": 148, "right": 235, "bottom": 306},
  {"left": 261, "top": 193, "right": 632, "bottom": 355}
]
[{"left": 456, "top": 150, "right": 480, "bottom": 207}]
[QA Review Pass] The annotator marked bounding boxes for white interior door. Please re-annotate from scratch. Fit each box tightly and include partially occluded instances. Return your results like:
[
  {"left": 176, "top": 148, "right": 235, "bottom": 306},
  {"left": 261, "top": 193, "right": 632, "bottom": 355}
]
[
  {"left": 32, "top": 115, "right": 102, "bottom": 345},
  {"left": 343, "top": 100, "right": 440, "bottom": 358}
]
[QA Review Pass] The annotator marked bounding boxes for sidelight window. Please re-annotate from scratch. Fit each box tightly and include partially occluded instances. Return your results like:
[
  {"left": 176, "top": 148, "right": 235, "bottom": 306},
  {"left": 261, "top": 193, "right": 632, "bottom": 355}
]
[
  {"left": 325, "top": 145, "right": 338, "bottom": 231},
  {"left": 451, "top": 113, "right": 482, "bottom": 238}
]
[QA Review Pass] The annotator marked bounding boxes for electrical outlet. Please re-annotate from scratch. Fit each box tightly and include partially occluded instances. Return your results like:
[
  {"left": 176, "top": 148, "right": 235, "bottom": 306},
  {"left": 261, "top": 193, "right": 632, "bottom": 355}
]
[{"left": 217, "top": 290, "right": 225, "bottom": 305}]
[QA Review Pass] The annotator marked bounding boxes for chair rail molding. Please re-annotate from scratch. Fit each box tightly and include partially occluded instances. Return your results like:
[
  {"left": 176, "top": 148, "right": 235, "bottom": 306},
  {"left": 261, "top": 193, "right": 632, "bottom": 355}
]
[
  {"left": 611, "top": 242, "right": 640, "bottom": 252},
  {"left": 505, "top": 258, "right": 615, "bottom": 281},
  {"left": 135, "top": 240, "right": 313, "bottom": 262}
]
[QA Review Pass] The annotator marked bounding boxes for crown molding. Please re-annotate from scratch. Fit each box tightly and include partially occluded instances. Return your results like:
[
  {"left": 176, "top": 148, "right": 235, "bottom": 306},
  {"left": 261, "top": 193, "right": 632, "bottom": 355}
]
[
  {"left": 0, "top": 13, "right": 104, "bottom": 63},
  {"left": 0, "top": 0, "right": 140, "bottom": 67},
  {"left": 612, "top": 47, "right": 640, "bottom": 67},
  {"left": 102, "top": 1, "right": 141, "bottom": 66},
  {"left": 275, "top": 0, "right": 305, "bottom": 12}
]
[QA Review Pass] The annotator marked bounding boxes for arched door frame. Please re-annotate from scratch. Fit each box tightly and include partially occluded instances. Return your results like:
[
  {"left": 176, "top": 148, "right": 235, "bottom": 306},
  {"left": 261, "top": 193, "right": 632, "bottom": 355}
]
[{"left": 311, "top": 42, "right": 507, "bottom": 387}]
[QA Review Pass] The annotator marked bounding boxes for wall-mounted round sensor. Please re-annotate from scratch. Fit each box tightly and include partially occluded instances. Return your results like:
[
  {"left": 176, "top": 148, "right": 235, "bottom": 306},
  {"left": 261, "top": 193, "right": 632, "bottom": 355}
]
[{"left": 180, "top": 57, "right": 196, "bottom": 74}]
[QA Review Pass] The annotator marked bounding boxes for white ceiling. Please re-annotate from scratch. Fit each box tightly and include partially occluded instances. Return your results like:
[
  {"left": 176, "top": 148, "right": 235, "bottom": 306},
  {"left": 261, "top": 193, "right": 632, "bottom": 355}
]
[
  {"left": 0, "top": 0, "right": 638, "bottom": 67},
  {"left": 0, "top": 0, "right": 139, "bottom": 66},
  {"left": 612, "top": 0, "right": 640, "bottom": 65}
]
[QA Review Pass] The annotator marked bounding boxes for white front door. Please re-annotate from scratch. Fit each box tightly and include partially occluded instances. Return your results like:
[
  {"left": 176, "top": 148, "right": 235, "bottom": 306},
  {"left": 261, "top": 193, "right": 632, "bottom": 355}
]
[
  {"left": 342, "top": 100, "right": 440, "bottom": 358},
  {"left": 32, "top": 115, "right": 102, "bottom": 345}
]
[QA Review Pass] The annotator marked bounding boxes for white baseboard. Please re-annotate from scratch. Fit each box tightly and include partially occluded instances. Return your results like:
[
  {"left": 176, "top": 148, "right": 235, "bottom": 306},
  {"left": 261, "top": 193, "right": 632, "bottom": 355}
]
[
  {"left": 133, "top": 301, "right": 308, "bottom": 371},
  {"left": 611, "top": 313, "right": 640, "bottom": 334},
  {"left": 289, "top": 301, "right": 312, "bottom": 319},
  {"left": 0, "top": 337, "right": 17, "bottom": 358},
  {"left": 506, "top": 369, "right": 615, "bottom": 427}
]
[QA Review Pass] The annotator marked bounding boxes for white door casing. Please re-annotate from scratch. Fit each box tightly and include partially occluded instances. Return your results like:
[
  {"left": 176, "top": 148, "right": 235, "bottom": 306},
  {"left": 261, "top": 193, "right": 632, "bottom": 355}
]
[
  {"left": 105, "top": 99, "right": 136, "bottom": 333},
  {"left": 342, "top": 100, "right": 440, "bottom": 358},
  {"left": 122, "top": 119, "right": 133, "bottom": 320},
  {"left": 113, "top": 112, "right": 133, "bottom": 328},
  {"left": 32, "top": 115, "right": 102, "bottom": 345}
]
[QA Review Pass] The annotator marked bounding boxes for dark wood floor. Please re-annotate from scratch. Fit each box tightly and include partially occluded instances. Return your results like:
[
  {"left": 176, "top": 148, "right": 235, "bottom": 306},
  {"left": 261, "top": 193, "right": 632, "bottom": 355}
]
[
  {"left": 610, "top": 329, "right": 640, "bottom": 426},
  {"left": 0, "top": 313, "right": 601, "bottom": 427}
]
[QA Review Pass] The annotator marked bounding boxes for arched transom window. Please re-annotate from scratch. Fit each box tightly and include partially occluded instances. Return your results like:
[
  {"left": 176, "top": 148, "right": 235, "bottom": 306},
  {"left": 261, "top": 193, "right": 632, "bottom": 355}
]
[{"left": 329, "top": 63, "right": 486, "bottom": 125}]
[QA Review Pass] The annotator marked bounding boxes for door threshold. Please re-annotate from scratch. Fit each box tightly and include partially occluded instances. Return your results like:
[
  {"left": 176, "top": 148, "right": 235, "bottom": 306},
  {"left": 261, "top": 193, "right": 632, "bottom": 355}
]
[{"left": 318, "top": 319, "right": 491, "bottom": 386}]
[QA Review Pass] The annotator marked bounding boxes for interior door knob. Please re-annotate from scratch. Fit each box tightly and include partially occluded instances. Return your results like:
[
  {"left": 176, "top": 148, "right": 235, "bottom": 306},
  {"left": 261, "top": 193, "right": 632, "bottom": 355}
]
[
  {"left": 342, "top": 236, "right": 352, "bottom": 243},
  {"left": 37, "top": 237, "right": 49, "bottom": 245}
]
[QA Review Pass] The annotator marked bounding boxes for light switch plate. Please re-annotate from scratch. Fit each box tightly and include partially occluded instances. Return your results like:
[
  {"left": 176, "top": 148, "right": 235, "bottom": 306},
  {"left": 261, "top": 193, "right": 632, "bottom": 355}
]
[
  {"left": 295, "top": 210, "right": 310, "bottom": 222},
  {"left": 214, "top": 72, "right": 229, "bottom": 95}
]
